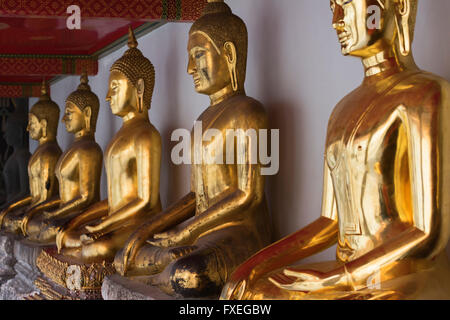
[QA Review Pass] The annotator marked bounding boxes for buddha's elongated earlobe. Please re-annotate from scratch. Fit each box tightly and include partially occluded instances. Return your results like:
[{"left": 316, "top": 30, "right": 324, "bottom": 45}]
[
  {"left": 84, "top": 106, "right": 92, "bottom": 133},
  {"left": 394, "top": 0, "right": 411, "bottom": 56},
  {"left": 136, "top": 78, "right": 145, "bottom": 113},
  {"left": 224, "top": 41, "right": 238, "bottom": 92},
  {"left": 41, "top": 119, "right": 47, "bottom": 139}
]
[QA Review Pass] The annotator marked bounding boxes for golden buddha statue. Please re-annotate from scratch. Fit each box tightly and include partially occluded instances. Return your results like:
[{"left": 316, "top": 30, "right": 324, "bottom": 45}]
[
  {"left": 0, "top": 82, "right": 62, "bottom": 235},
  {"left": 21, "top": 73, "right": 103, "bottom": 245},
  {"left": 54, "top": 27, "right": 162, "bottom": 264},
  {"left": 221, "top": 0, "right": 450, "bottom": 300},
  {"left": 113, "top": 0, "right": 272, "bottom": 298}
]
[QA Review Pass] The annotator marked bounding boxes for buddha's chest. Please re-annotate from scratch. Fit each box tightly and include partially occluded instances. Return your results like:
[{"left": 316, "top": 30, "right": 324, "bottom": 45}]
[
  {"left": 56, "top": 149, "right": 78, "bottom": 182},
  {"left": 325, "top": 92, "right": 407, "bottom": 243},
  {"left": 325, "top": 83, "right": 412, "bottom": 171},
  {"left": 192, "top": 105, "right": 232, "bottom": 162},
  {"left": 28, "top": 156, "right": 42, "bottom": 180},
  {"left": 105, "top": 137, "right": 136, "bottom": 175}
]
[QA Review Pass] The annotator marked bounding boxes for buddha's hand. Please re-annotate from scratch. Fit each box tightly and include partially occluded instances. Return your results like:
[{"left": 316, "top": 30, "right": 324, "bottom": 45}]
[
  {"left": 55, "top": 229, "right": 66, "bottom": 253},
  {"left": 115, "top": 228, "right": 154, "bottom": 276},
  {"left": 80, "top": 231, "right": 104, "bottom": 245},
  {"left": 84, "top": 223, "right": 103, "bottom": 233},
  {"left": 114, "top": 248, "right": 127, "bottom": 275},
  {"left": 268, "top": 267, "right": 347, "bottom": 293},
  {"left": 220, "top": 279, "right": 249, "bottom": 300},
  {"left": 20, "top": 211, "right": 34, "bottom": 236},
  {"left": 148, "top": 228, "right": 193, "bottom": 248}
]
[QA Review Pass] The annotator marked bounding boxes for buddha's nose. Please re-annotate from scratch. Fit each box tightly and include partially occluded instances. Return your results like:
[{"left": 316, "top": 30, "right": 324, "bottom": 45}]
[
  {"left": 332, "top": 4, "right": 345, "bottom": 29},
  {"left": 333, "top": 21, "right": 345, "bottom": 30},
  {"left": 187, "top": 57, "right": 196, "bottom": 75}
]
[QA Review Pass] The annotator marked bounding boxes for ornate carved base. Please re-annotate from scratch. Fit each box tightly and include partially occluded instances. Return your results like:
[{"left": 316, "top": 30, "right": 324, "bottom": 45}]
[
  {"left": 0, "top": 240, "right": 42, "bottom": 300},
  {"left": 102, "top": 274, "right": 177, "bottom": 300},
  {"left": 33, "top": 247, "right": 115, "bottom": 300},
  {"left": 0, "top": 235, "right": 16, "bottom": 284}
]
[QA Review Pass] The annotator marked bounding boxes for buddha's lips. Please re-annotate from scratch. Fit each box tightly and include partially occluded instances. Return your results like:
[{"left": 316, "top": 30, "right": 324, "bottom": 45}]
[
  {"left": 193, "top": 76, "right": 201, "bottom": 86},
  {"left": 338, "top": 32, "right": 350, "bottom": 43}
]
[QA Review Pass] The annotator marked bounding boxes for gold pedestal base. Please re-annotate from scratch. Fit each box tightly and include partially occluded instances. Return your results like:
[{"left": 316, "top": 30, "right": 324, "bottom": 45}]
[{"left": 28, "top": 247, "right": 115, "bottom": 300}]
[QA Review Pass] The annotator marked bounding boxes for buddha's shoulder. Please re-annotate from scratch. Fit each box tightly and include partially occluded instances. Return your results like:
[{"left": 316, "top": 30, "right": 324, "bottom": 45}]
[
  {"left": 223, "top": 95, "right": 267, "bottom": 122},
  {"left": 128, "top": 121, "right": 162, "bottom": 145},
  {"left": 36, "top": 142, "right": 62, "bottom": 159},
  {"left": 75, "top": 140, "right": 103, "bottom": 157},
  {"left": 225, "top": 95, "right": 265, "bottom": 112},
  {"left": 401, "top": 71, "right": 450, "bottom": 95},
  {"left": 399, "top": 71, "right": 450, "bottom": 112}
]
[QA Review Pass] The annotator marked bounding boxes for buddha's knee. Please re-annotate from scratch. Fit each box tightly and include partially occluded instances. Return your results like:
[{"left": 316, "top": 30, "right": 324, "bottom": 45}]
[
  {"left": 26, "top": 218, "right": 42, "bottom": 238},
  {"left": 81, "top": 241, "right": 114, "bottom": 262},
  {"left": 36, "top": 225, "right": 58, "bottom": 243},
  {"left": 3, "top": 213, "right": 23, "bottom": 233},
  {"left": 168, "top": 252, "right": 222, "bottom": 298},
  {"left": 62, "top": 230, "right": 82, "bottom": 249}
]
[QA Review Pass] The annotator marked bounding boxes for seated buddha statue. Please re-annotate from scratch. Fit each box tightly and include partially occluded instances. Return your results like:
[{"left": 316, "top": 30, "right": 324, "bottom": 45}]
[
  {"left": 221, "top": 0, "right": 450, "bottom": 300},
  {"left": 55, "top": 28, "right": 162, "bottom": 264},
  {"left": 113, "top": 0, "right": 272, "bottom": 298},
  {"left": 22, "top": 73, "right": 103, "bottom": 244},
  {"left": 1, "top": 110, "right": 30, "bottom": 209},
  {"left": 0, "top": 82, "right": 62, "bottom": 235}
]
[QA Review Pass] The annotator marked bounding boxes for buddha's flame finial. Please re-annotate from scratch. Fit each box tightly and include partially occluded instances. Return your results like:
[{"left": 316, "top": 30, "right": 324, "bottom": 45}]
[
  {"left": 80, "top": 70, "right": 88, "bottom": 85},
  {"left": 128, "top": 26, "right": 138, "bottom": 49},
  {"left": 77, "top": 69, "right": 91, "bottom": 91},
  {"left": 41, "top": 79, "right": 48, "bottom": 96}
]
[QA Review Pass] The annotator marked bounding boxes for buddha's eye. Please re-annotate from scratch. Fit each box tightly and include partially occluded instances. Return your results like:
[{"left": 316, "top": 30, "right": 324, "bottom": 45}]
[
  {"left": 195, "top": 51, "right": 205, "bottom": 60},
  {"left": 343, "top": 0, "right": 353, "bottom": 5}
]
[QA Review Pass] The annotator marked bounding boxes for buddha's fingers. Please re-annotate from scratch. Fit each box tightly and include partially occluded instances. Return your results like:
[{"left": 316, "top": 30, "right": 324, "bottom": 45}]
[
  {"left": 21, "top": 212, "right": 34, "bottom": 236},
  {"left": 56, "top": 232, "right": 64, "bottom": 253},
  {"left": 283, "top": 269, "right": 321, "bottom": 281},
  {"left": 220, "top": 280, "right": 247, "bottom": 300},
  {"left": 122, "top": 234, "right": 148, "bottom": 275}
]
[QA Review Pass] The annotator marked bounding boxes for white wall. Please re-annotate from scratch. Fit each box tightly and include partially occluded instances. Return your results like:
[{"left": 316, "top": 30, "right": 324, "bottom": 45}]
[{"left": 30, "top": 0, "right": 450, "bottom": 261}]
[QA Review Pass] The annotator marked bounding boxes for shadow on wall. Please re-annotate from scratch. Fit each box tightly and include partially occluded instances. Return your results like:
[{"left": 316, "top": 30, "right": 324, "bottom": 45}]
[
  {"left": 254, "top": 0, "right": 307, "bottom": 241},
  {"left": 160, "top": 27, "right": 190, "bottom": 208}
]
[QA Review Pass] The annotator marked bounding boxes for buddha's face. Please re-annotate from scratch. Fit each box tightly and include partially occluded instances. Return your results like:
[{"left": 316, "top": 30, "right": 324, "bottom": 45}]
[
  {"left": 27, "top": 113, "right": 43, "bottom": 140},
  {"left": 106, "top": 71, "right": 137, "bottom": 116},
  {"left": 187, "top": 32, "right": 231, "bottom": 95},
  {"left": 331, "top": 0, "right": 395, "bottom": 56},
  {"left": 63, "top": 101, "right": 84, "bottom": 134}
]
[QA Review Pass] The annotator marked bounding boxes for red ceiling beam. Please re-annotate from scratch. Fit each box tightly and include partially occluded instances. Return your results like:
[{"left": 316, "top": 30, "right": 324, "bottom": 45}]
[
  {"left": 0, "top": 83, "right": 46, "bottom": 98},
  {"left": 0, "top": 0, "right": 207, "bottom": 22},
  {"left": 0, "top": 55, "right": 98, "bottom": 76}
]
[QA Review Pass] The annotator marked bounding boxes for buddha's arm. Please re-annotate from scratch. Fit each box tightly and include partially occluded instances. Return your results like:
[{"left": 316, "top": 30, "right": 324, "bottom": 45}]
[
  {"left": 153, "top": 189, "right": 254, "bottom": 247},
  {"left": 85, "top": 137, "right": 160, "bottom": 233},
  {"left": 21, "top": 197, "right": 62, "bottom": 235},
  {"left": 220, "top": 162, "right": 338, "bottom": 299},
  {"left": 0, "top": 196, "right": 33, "bottom": 228},
  {"left": 115, "top": 192, "right": 196, "bottom": 275},
  {"left": 56, "top": 199, "right": 109, "bottom": 252},
  {"left": 38, "top": 154, "right": 57, "bottom": 202},
  {"left": 153, "top": 131, "right": 268, "bottom": 246}
]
